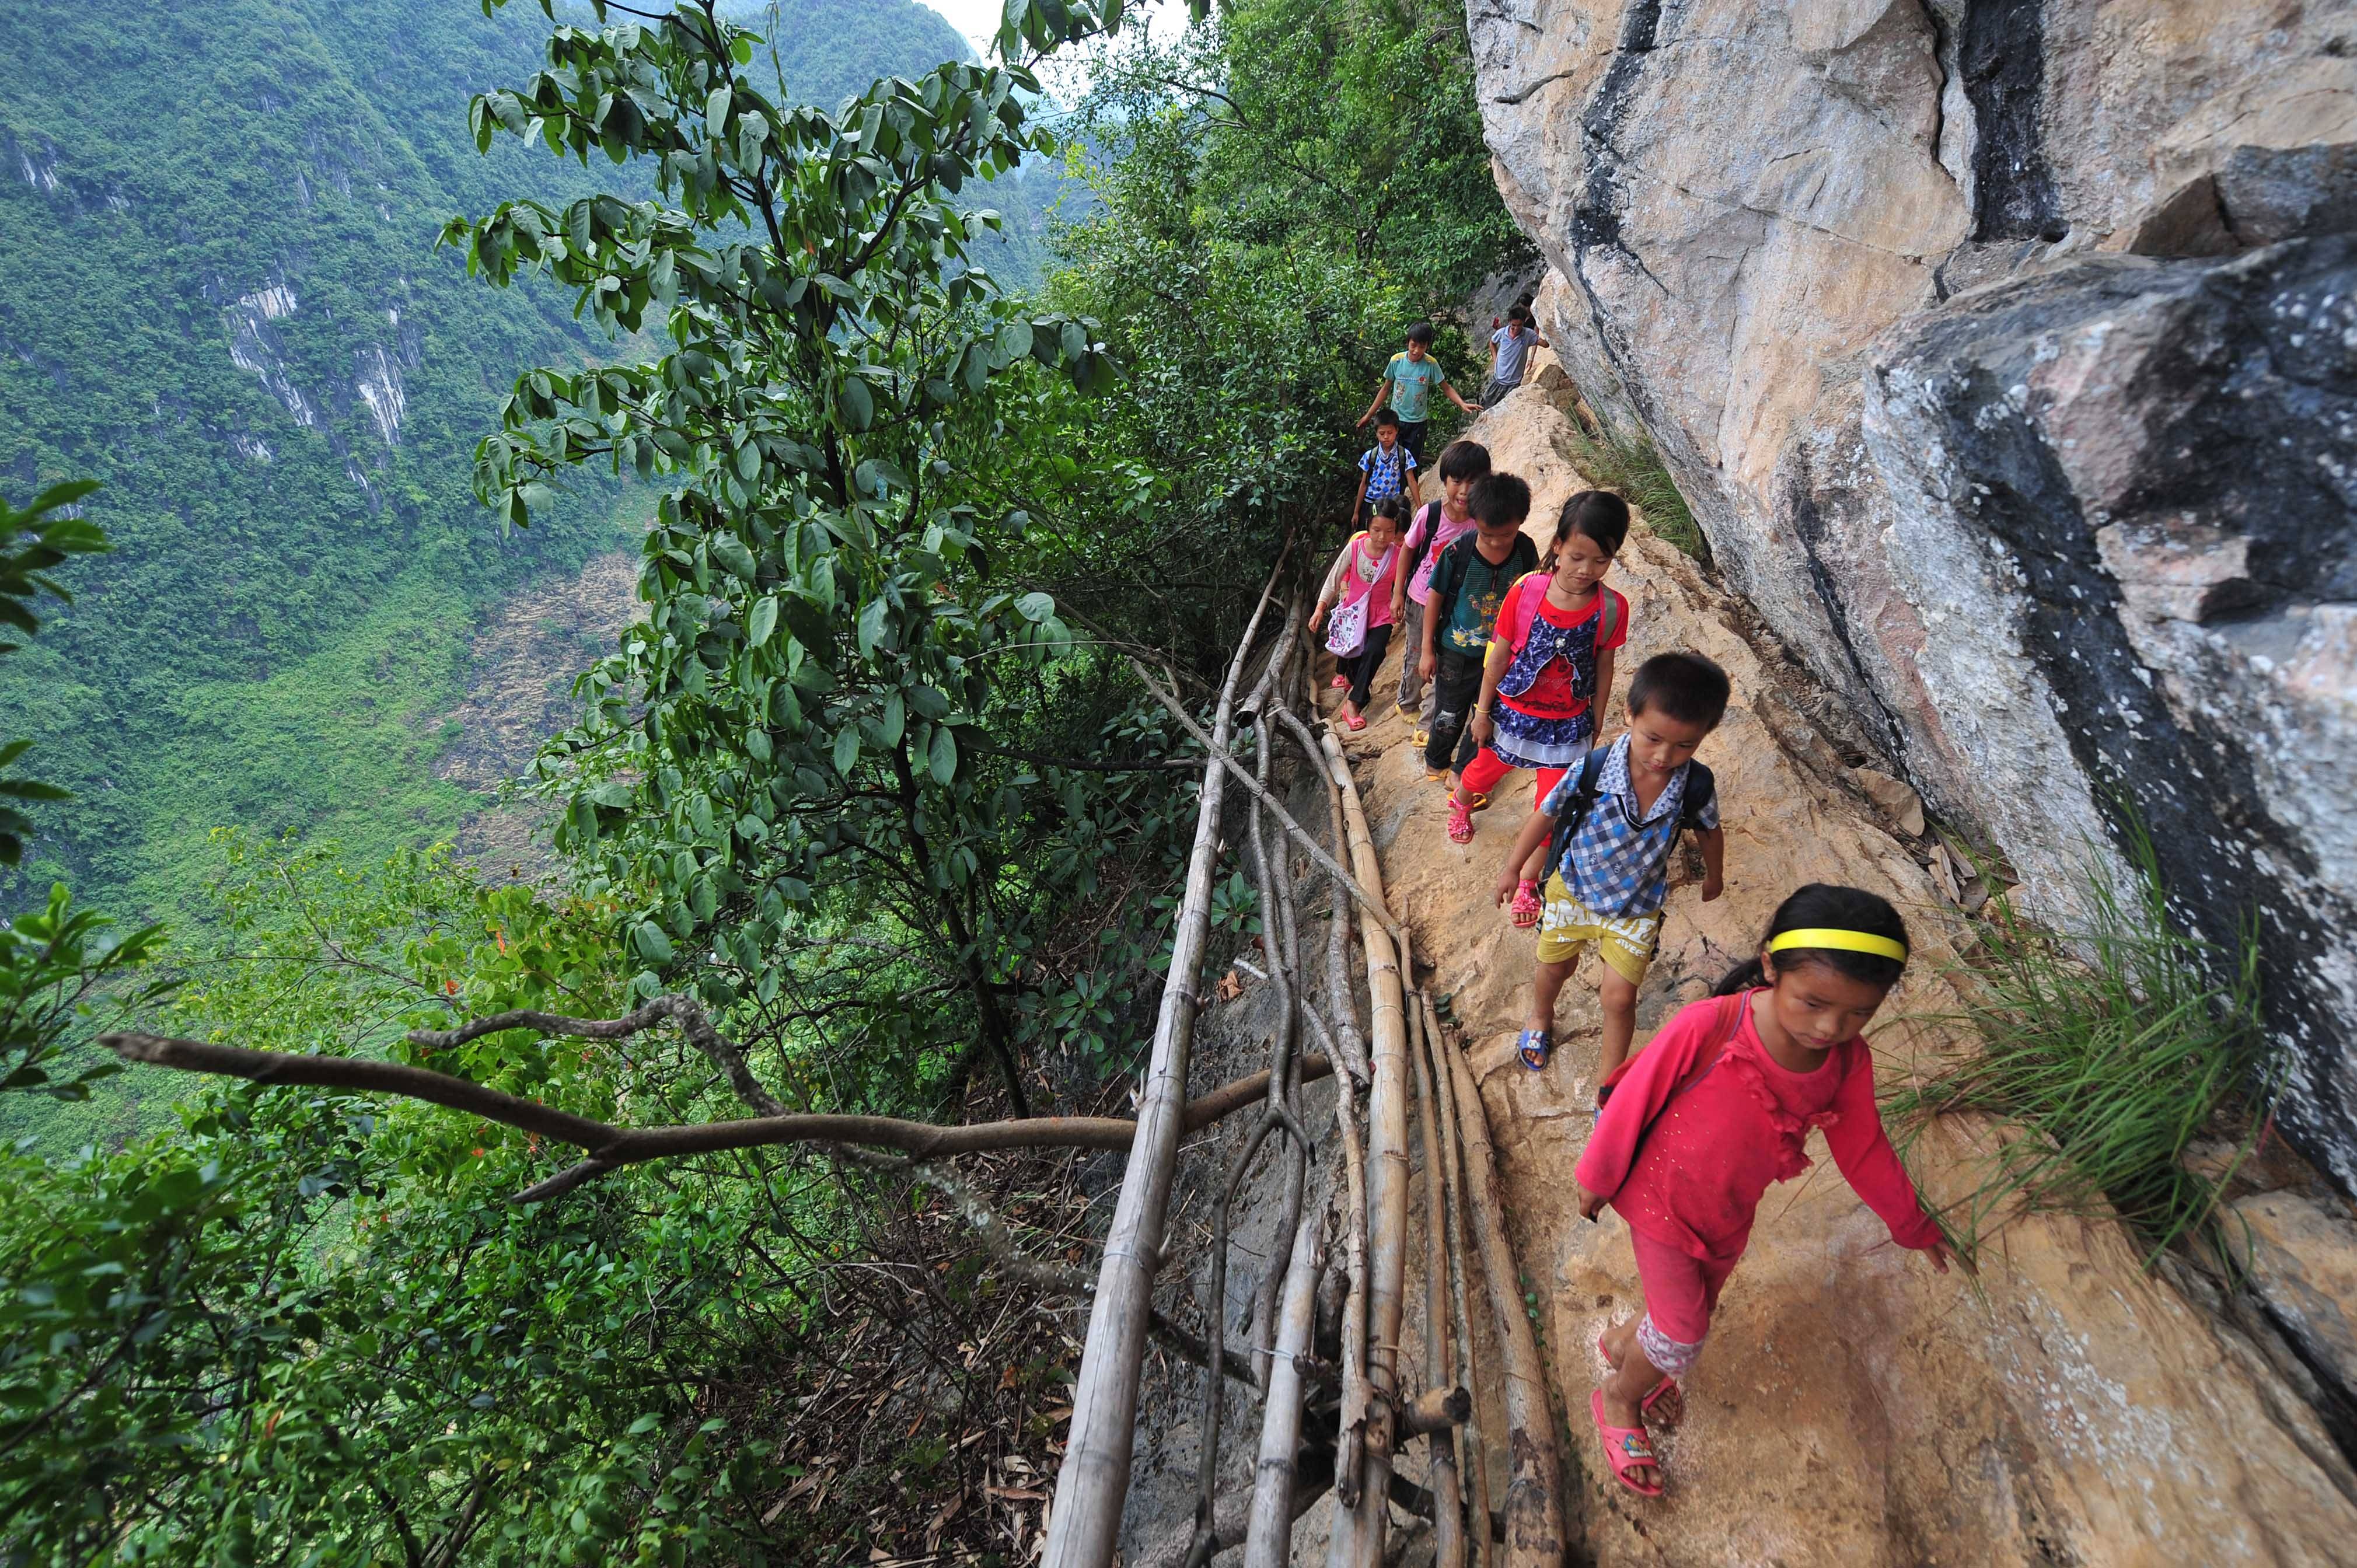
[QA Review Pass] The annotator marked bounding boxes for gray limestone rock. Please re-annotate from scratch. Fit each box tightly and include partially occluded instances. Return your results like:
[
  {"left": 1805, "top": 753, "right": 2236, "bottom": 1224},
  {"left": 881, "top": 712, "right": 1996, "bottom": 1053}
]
[{"left": 1469, "top": 0, "right": 2357, "bottom": 1185}]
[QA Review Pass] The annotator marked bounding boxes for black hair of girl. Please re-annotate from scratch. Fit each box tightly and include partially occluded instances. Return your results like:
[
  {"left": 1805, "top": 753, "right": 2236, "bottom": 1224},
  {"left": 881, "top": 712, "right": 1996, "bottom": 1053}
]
[
  {"left": 1545, "top": 488, "right": 1630, "bottom": 570},
  {"left": 1712, "top": 883, "right": 1910, "bottom": 997},
  {"left": 1371, "top": 495, "right": 1406, "bottom": 525}
]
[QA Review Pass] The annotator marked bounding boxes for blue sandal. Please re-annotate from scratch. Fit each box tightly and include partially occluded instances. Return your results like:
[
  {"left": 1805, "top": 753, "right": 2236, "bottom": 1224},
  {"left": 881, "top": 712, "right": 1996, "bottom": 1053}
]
[{"left": 1517, "top": 1028, "right": 1552, "bottom": 1071}]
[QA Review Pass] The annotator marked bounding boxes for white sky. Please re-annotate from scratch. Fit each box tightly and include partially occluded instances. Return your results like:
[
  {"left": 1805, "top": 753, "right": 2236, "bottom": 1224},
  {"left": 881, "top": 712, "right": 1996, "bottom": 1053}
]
[
  {"left": 914, "top": 0, "right": 1005, "bottom": 52},
  {"left": 914, "top": 0, "right": 1196, "bottom": 62}
]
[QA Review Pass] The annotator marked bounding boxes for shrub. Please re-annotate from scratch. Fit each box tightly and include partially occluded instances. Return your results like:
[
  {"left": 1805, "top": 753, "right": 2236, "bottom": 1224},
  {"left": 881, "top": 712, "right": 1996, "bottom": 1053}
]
[
  {"left": 1885, "top": 819, "right": 2273, "bottom": 1268},
  {"left": 1563, "top": 424, "right": 1709, "bottom": 564}
]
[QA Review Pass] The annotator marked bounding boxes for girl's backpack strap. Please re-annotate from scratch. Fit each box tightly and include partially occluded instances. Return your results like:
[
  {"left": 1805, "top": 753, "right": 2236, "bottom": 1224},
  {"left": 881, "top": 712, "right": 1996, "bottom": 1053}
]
[{"left": 1502, "top": 570, "right": 1553, "bottom": 655}]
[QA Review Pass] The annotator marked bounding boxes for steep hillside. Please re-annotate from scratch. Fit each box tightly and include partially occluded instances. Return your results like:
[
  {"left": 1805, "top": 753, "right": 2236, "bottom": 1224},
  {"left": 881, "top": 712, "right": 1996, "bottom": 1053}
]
[{"left": 0, "top": 0, "right": 1028, "bottom": 916}]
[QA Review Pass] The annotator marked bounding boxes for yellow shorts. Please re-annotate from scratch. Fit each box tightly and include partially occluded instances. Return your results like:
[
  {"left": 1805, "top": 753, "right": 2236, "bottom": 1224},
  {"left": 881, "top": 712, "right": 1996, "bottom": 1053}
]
[{"left": 1533, "top": 875, "right": 1660, "bottom": 988}]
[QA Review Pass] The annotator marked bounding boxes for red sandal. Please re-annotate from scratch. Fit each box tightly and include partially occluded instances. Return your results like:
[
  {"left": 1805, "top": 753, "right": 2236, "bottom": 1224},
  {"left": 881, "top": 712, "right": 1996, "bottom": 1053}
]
[
  {"left": 1591, "top": 1389, "right": 1664, "bottom": 1497},
  {"left": 1509, "top": 879, "right": 1543, "bottom": 927},
  {"left": 1446, "top": 796, "right": 1475, "bottom": 845}
]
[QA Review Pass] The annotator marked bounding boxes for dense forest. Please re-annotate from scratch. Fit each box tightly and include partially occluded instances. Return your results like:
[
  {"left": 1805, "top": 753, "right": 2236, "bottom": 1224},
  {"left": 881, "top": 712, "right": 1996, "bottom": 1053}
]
[{"left": 0, "top": 0, "right": 1523, "bottom": 1560}]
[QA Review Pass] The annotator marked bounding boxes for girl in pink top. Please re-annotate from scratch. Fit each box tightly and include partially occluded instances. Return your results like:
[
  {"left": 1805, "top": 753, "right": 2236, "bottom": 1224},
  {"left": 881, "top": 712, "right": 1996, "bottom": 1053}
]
[
  {"left": 1574, "top": 883, "right": 1958, "bottom": 1496},
  {"left": 1390, "top": 439, "right": 1490, "bottom": 737},
  {"left": 1309, "top": 500, "right": 1403, "bottom": 731}
]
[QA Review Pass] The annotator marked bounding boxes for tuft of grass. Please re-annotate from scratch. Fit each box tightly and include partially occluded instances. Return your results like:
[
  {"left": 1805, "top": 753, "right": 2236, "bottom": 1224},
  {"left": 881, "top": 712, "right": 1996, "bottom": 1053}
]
[
  {"left": 1563, "top": 423, "right": 1710, "bottom": 564},
  {"left": 1885, "top": 818, "right": 2274, "bottom": 1269}
]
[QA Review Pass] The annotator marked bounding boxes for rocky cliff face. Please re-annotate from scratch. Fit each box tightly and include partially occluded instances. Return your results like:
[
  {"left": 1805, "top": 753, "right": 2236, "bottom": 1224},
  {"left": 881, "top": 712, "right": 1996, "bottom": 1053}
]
[{"left": 1465, "top": 1, "right": 2357, "bottom": 1186}]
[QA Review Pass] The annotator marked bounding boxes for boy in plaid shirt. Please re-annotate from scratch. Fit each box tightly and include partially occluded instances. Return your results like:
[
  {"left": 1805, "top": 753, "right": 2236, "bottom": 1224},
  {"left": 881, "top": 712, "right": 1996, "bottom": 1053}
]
[{"left": 1492, "top": 652, "right": 1730, "bottom": 1077}]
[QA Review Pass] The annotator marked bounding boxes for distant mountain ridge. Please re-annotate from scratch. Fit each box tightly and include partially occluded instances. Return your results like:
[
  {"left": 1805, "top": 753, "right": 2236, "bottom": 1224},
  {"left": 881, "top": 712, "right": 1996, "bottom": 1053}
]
[{"left": 0, "top": 0, "right": 1021, "bottom": 914}]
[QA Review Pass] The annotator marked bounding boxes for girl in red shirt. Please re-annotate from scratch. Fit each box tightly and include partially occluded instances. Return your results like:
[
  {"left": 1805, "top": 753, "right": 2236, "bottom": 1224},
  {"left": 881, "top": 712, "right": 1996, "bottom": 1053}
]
[
  {"left": 1451, "top": 493, "right": 1630, "bottom": 927},
  {"left": 1574, "top": 884, "right": 1959, "bottom": 1496}
]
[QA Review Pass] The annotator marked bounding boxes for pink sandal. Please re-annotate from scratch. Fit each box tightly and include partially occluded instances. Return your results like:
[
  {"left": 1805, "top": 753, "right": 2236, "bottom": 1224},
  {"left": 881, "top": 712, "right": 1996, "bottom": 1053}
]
[
  {"left": 1591, "top": 1389, "right": 1664, "bottom": 1497},
  {"left": 1446, "top": 796, "right": 1475, "bottom": 845},
  {"left": 1345, "top": 711, "right": 1368, "bottom": 732},
  {"left": 1329, "top": 675, "right": 1350, "bottom": 690},
  {"left": 1509, "top": 879, "right": 1543, "bottom": 927},
  {"left": 1598, "top": 1329, "right": 1678, "bottom": 1415}
]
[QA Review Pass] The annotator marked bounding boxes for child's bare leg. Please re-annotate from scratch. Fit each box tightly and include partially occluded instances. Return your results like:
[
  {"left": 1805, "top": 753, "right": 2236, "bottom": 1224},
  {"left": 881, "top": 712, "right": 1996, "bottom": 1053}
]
[
  {"left": 1596, "top": 963, "right": 1640, "bottom": 1079},
  {"left": 1601, "top": 1335, "right": 1670, "bottom": 1487},
  {"left": 1524, "top": 955, "right": 1574, "bottom": 1034},
  {"left": 1516, "top": 841, "right": 1547, "bottom": 886}
]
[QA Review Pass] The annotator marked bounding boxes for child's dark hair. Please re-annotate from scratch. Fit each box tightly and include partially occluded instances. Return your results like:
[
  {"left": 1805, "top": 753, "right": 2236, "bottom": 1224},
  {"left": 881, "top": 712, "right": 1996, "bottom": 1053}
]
[
  {"left": 1375, "top": 407, "right": 1402, "bottom": 431},
  {"left": 1371, "top": 496, "right": 1405, "bottom": 526},
  {"left": 1627, "top": 651, "right": 1730, "bottom": 730},
  {"left": 1712, "top": 883, "right": 1909, "bottom": 997},
  {"left": 1548, "top": 489, "right": 1629, "bottom": 564},
  {"left": 1405, "top": 321, "right": 1436, "bottom": 347},
  {"left": 1469, "top": 472, "right": 1531, "bottom": 529},
  {"left": 1436, "top": 439, "right": 1492, "bottom": 484},
  {"left": 1508, "top": 303, "right": 1532, "bottom": 325}
]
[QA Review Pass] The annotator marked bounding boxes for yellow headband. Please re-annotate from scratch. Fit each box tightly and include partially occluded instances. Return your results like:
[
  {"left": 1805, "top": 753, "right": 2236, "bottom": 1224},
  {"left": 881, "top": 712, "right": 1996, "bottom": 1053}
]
[{"left": 1766, "top": 928, "right": 1908, "bottom": 963}]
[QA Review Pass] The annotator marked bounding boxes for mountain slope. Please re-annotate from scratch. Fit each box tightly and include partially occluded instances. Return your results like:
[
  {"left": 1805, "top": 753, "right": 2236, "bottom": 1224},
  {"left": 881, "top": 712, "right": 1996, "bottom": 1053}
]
[{"left": 0, "top": 0, "right": 1010, "bottom": 914}]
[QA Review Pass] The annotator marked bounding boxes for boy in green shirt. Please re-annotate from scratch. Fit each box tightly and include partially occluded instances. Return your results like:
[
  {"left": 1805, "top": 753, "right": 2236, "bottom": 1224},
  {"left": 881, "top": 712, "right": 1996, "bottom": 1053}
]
[
  {"left": 1420, "top": 472, "right": 1538, "bottom": 783},
  {"left": 1357, "top": 321, "right": 1479, "bottom": 467}
]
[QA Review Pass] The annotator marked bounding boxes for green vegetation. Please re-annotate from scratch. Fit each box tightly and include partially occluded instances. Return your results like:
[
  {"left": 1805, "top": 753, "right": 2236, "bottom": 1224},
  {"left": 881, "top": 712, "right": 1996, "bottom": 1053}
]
[
  {"left": 1888, "top": 823, "right": 2274, "bottom": 1267},
  {"left": 0, "top": 0, "right": 1038, "bottom": 924},
  {"left": 0, "top": 0, "right": 1534, "bottom": 1559},
  {"left": 1563, "top": 422, "right": 1710, "bottom": 563}
]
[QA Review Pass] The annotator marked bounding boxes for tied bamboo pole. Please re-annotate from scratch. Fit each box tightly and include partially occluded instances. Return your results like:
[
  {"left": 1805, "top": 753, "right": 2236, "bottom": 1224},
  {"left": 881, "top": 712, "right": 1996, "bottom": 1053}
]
[
  {"left": 1407, "top": 996, "right": 1466, "bottom": 1567},
  {"left": 1444, "top": 1027, "right": 1567, "bottom": 1565},
  {"left": 1242, "top": 1211, "right": 1323, "bottom": 1567},
  {"left": 1423, "top": 993, "right": 1494, "bottom": 1568},
  {"left": 1043, "top": 561, "right": 1283, "bottom": 1568},
  {"left": 1320, "top": 729, "right": 1410, "bottom": 1568}
]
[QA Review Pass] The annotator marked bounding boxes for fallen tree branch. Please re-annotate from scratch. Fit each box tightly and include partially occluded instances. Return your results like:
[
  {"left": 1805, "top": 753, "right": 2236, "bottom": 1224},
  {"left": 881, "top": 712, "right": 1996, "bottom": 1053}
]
[
  {"left": 99, "top": 1033, "right": 1331, "bottom": 1203},
  {"left": 407, "top": 993, "right": 788, "bottom": 1115}
]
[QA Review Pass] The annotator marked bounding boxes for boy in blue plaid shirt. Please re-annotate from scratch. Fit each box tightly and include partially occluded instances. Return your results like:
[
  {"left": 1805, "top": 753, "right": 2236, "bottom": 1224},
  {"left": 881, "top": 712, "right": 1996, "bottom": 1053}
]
[{"left": 1492, "top": 652, "right": 1730, "bottom": 1077}]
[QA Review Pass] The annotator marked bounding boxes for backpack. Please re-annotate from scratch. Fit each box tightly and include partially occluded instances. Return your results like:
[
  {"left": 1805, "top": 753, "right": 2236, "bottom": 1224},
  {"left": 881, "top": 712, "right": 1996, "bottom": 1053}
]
[
  {"left": 1595, "top": 991, "right": 1744, "bottom": 1114},
  {"left": 1541, "top": 743, "right": 1716, "bottom": 899},
  {"left": 1429, "top": 532, "right": 1537, "bottom": 649}
]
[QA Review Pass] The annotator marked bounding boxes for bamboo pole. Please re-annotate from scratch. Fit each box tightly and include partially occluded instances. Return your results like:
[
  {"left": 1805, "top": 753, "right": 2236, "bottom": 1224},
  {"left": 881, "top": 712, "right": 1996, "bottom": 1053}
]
[
  {"left": 1043, "top": 563, "right": 1283, "bottom": 1568},
  {"left": 1321, "top": 729, "right": 1410, "bottom": 1568},
  {"left": 1329, "top": 1041, "right": 1371, "bottom": 1513},
  {"left": 1423, "top": 993, "right": 1494, "bottom": 1568},
  {"left": 1443, "top": 1028, "right": 1567, "bottom": 1566},
  {"left": 1408, "top": 994, "right": 1466, "bottom": 1568},
  {"left": 1242, "top": 1211, "right": 1323, "bottom": 1568}
]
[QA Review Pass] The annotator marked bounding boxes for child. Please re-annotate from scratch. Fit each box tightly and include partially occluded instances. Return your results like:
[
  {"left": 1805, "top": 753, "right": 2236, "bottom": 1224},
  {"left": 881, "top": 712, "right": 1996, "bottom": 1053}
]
[
  {"left": 1492, "top": 651, "right": 1729, "bottom": 1073},
  {"left": 1573, "top": 884, "right": 1957, "bottom": 1496},
  {"left": 1482, "top": 303, "right": 1550, "bottom": 406},
  {"left": 1309, "top": 499, "right": 1403, "bottom": 732},
  {"left": 1352, "top": 410, "right": 1417, "bottom": 529},
  {"left": 1356, "top": 321, "right": 1479, "bottom": 467},
  {"left": 1420, "top": 473, "right": 1538, "bottom": 786},
  {"left": 1389, "top": 439, "right": 1492, "bottom": 742},
  {"left": 1448, "top": 491, "right": 1632, "bottom": 864}
]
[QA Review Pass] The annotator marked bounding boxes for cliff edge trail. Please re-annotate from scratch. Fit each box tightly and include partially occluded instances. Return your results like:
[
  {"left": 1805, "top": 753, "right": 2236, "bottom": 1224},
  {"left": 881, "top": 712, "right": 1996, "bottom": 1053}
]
[{"left": 1322, "top": 374, "right": 2357, "bottom": 1565}]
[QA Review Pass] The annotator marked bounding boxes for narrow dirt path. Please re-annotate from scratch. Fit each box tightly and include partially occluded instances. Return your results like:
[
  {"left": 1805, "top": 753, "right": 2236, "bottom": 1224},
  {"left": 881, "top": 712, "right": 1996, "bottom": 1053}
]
[{"left": 1326, "top": 383, "right": 2357, "bottom": 1564}]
